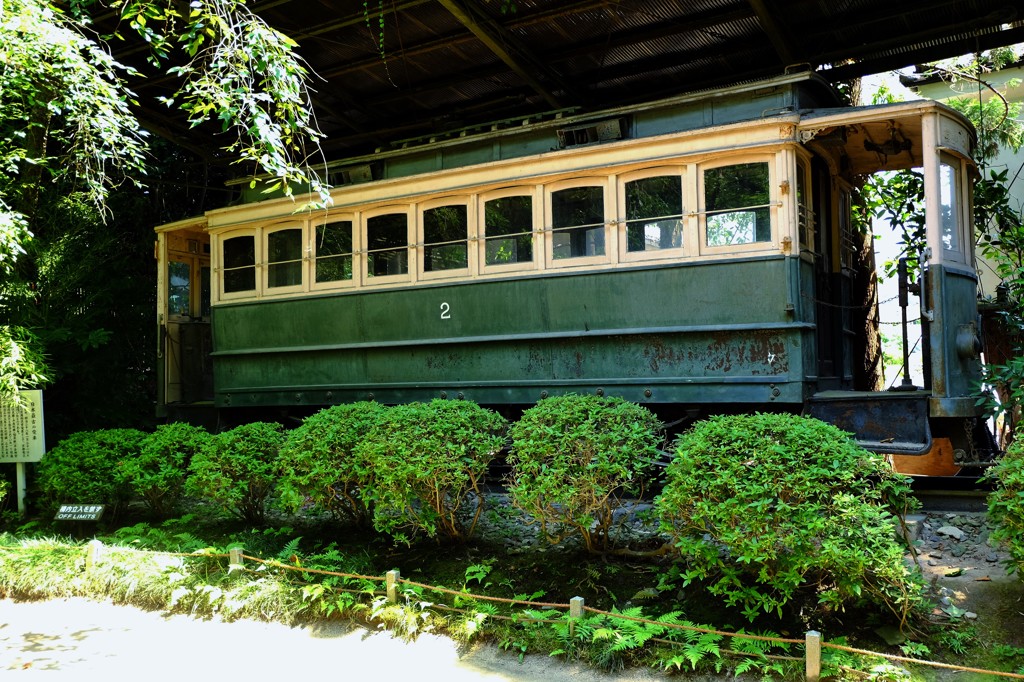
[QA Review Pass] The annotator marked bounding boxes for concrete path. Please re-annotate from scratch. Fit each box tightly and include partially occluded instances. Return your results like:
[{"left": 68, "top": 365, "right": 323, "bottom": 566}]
[{"left": 0, "top": 597, "right": 674, "bottom": 680}]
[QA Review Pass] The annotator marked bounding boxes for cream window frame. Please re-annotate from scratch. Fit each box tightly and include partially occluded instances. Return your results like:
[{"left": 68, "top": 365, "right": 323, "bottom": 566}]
[
  {"left": 795, "top": 156, "right": 814, "bottom": 254},
  {"left": 311, "top": 214, "right": 359, "bottom": 292},
  {"left": 544, "top": 177, "right": 612, "bottom": 268},
  {"left": 167, "top": 253, "right": 195, "bottom": 319},
  {"left": 217, "top": 228, "right": 260, "bottom": 302},
  {"left": 937, "top": 152, "right": 970, "bottom": 265},
  {"left": 697, "top": 156, "right": 778, "bottom": 256},
  {"left": 617, "top": 166, "right": 688, "bottom": 263},
  {"left": 263, "top": 222, "right": 306, "bottom": 296},
  {"left": 362, "top": 205, "right": 413, "bottom": 285},
  {"left": 478, "top": 186, "right": 541, "bottom": 275},
  {"left": 418, "top": 195, "right": 474, "bottom": 281}
]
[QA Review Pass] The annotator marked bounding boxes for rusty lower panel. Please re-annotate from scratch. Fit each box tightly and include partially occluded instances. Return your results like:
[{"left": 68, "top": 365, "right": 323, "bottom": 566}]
[
  {"left": 214, "top": 328, "right": 806, "bottom": 408},
  {"left": 804, "top": 391, "right": 931, "bottom": 455},
  {"left": 211, "top": 257, "right": 809, "bottom": 409}
]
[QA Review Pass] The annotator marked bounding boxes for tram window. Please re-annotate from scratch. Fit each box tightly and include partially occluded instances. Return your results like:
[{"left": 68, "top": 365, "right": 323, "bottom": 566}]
[
  {"left": 551, "top": 186, "right": 605, "bottom": 259},
  {"left": 484, "top": 195, "right": 533, "bottom": 265},
  {"left": 367, "top": 213, "right": 408, "bottom": 277},
  {"left": 797, "top": 161, "right": 812, "bottom": 250},
  {"left": 423, "top": 205, "right": 468, "bottom": 271},
  {"left": 315, "top": 220, "right": 353, "bottom": 283},
  {"left": 704, "top": 162, "right": 771, "bottom": 247},
  {"left": 267, "top": 228, "right": 303, "bottom": 288},
  {"left": 939, "top": 157, "right": 963, "bottom": 256},
  {"left": 625, "top": 175, "right": 683, "bottom": 252},
  {"left": 222, "top": 235, "right": 256, "bottom": 293},
  {"left": 168, "top": 261, "right": 191, "bottom": 316}
]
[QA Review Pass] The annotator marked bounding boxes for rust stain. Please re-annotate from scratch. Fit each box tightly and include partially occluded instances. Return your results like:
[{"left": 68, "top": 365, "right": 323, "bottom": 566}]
[
  {"left": 643, "top": 332, "right": 789, "bottom": 376},
  {"left": 642, "top": 337, "right": 679, "bottom": 373}
]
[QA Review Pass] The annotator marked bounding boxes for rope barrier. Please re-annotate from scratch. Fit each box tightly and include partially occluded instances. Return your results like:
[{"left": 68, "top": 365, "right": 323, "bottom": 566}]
[
  {"left": 398, "top": 577, "right": 569, "bottom": 610},
  {"left": 648, "top": 637, "right": 804, "bottom": 663},
  {"left": 239, "top": 554, "right": 384, "bottom": 583},
  {"left": 429, "top": 603, "right": 562, "bottom": 624},
  {"left": 822, "top": 642, "right": 1024, "bottom": 679},
  {"left": 5, "top": 541, "right": 1024, "bottom": 680}
]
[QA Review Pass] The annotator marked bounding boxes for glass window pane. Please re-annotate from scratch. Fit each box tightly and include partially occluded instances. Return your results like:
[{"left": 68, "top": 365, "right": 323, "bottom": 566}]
[
  {"left": 484, "top": 195, "right": 533, "bottom": 265},
  {"left": 424, "top": 205, "right": 468, "bottom": 272},
  {"left": 168, "top": 261, "right": 191, "bottom": 316},
  {"left": 551, "top": 186, "right": 605, "bottom": 260},
  {"left": 704, "top": 162, "right": 771, "bottom": 246},
  {"left": 222, "top": 235, "right": 255, "bottom": 293},
  {"left": 367, "top": 213, "right": 408, "bottom": 277},
  {"left": 797, "top": 162, "right": 811, "bottom": 249},
  {"left": 316, "top": 221, "right": 353, "bottom": 283},
  {"left": 940, "top": 160, "right": 961, "bottom": 253},
  {"left": 268, "top": 228, "right": 303, "bottom": 288},
  {"left": 625, "top": 175, "right": 683, "bottom": 253}
]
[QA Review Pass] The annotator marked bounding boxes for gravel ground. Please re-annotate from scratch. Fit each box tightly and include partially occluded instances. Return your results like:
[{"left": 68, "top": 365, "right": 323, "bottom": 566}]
[{"left": 908, "top": 509, "right": 1019, "bottom": 619}]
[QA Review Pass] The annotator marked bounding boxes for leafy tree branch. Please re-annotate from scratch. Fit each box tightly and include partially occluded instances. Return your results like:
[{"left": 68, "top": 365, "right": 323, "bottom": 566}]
[{"left": 0, "top": 0, "right": 330, "bottom": 404}]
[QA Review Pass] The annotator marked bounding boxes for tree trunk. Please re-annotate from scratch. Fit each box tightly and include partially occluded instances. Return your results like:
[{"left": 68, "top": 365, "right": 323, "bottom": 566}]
[{"left": 850, "top": 227, "right": 884, "bottom": 391}]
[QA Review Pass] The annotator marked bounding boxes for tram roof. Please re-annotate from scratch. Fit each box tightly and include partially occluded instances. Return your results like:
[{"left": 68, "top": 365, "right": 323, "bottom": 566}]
[
  {"left": 800, "top": 99, "right": 976, "bottom": 174},
  {"left": 106, "top": 0, "right": 1020, "bottom": 168}
]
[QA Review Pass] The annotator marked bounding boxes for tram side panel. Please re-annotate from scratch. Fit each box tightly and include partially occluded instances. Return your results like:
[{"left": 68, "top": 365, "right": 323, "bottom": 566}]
[{"left": 210, "top": 257, "right": 811, "bottom": 410}]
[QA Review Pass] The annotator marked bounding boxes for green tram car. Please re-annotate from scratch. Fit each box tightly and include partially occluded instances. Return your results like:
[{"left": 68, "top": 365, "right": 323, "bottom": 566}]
[{"left": 155, "top": 72, "right": 989, "bottom": 472}]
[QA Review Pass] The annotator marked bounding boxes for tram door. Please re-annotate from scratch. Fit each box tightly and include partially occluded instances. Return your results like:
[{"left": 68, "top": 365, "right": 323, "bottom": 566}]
[
  {"left": 159, "top": 229, "right": 213, "bottom": 408},
  {"left": 810, "top": 157, "right": 849, "bottom": 390},
  {"left": 924, "top": 151, "right": 982, "bottom": 412}
]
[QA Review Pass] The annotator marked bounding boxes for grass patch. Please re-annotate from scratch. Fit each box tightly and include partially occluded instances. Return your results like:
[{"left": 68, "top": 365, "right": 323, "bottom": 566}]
[{"left": 1, "top": 505, "right": 1022, "bottom": 681}]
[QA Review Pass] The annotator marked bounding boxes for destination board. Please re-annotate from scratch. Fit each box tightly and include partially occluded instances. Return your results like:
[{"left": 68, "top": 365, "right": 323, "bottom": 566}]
[{"left": 0, "top": 390, "right": 45, "bottom": 463}]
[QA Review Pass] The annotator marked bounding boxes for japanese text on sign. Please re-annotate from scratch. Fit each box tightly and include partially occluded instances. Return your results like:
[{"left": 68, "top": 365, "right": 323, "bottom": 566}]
[
  {"left": 0, "top": 390, "right": 45, "bottom": 463},
  {"left": 55, "top": 504, "right": 105, "bottom": 521}
]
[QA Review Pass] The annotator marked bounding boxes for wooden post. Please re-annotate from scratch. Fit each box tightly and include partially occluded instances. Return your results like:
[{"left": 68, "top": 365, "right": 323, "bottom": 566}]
[
  {"left": 386, "top": 569, "right": 401, "bottom": 603},
  {"left": 229, "top": 547, "right": 244, "bottom": 569},
  {"left": 806, "top": 630, "right": 821, "bottom": 682},
  {"left": 85, "top": 539, "right": 103, "bottom": 569},
  {"left": 569, "top": 596, "right": 584, "bottom": 637}
]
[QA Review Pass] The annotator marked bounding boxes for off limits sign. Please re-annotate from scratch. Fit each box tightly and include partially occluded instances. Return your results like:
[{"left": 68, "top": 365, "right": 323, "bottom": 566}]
[{"left": 0, "top": 389, "right": 45, "bottom": 463}]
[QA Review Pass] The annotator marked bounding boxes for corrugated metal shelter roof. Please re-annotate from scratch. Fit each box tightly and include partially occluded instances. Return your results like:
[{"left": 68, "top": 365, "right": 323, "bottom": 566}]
[{"left": 114, "top": 0, "right": 1024, "bottom": 166}]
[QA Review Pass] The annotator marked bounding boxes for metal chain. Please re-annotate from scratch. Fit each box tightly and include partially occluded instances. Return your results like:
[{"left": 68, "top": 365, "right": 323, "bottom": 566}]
[
  {"left": 799, "top": 293, "right": 899, "bottom": 310},
  {"left": 964, "top": 416, "right": 978, "bottom": 463}
]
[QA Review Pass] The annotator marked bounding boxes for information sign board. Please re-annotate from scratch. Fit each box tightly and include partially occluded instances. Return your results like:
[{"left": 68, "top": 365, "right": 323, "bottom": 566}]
[{"left": 0, "top": 390, "right": 45, "bottom": 463}]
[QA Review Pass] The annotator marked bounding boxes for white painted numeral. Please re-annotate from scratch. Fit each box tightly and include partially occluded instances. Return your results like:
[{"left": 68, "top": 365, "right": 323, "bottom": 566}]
[{"left": 440, "top": 302, "right": 451, "bottom": 320}]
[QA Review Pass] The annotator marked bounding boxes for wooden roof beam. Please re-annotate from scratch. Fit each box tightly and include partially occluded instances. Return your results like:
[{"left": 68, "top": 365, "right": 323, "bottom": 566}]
[
  {"left": 436, "top": 0, "right": 567, "bottom": 109},
  {"left": 746, "top": 0, "right": 801, "bottom": 67}
]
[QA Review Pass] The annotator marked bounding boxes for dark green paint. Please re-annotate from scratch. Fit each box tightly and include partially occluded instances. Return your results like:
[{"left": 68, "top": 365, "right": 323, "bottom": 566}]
[
  {"left": 212, "top": 257, "right": 813, "bottom": 407},
  {"left": 928, "top": 263, "right": 984, "bottom": 417}
]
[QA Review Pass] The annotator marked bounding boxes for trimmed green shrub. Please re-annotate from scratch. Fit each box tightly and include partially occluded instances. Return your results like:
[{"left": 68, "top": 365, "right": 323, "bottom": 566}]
[
  {"left": 354, "top": 400, "right": 507, "bottom": 544},
  {"left": 655, "top": 413, "right": 921, "bottom": 623},
  {"left": 506, "top": 394, "right": 662, "bottom": 553},
  {"left": 187, "top": 422, "right": 285, "bottom": 524},
  {"left": 34, "top": 428, "right": 146, "bottom": 517},
  {"left": 277, "top": 401, "right": 389, "bottom": 527},
  {"left": 987, "top": 439, "right": 1024, "bottom": 575},
  {"left": 123, "top": 423, "right": 211, "bottom": 519}
]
